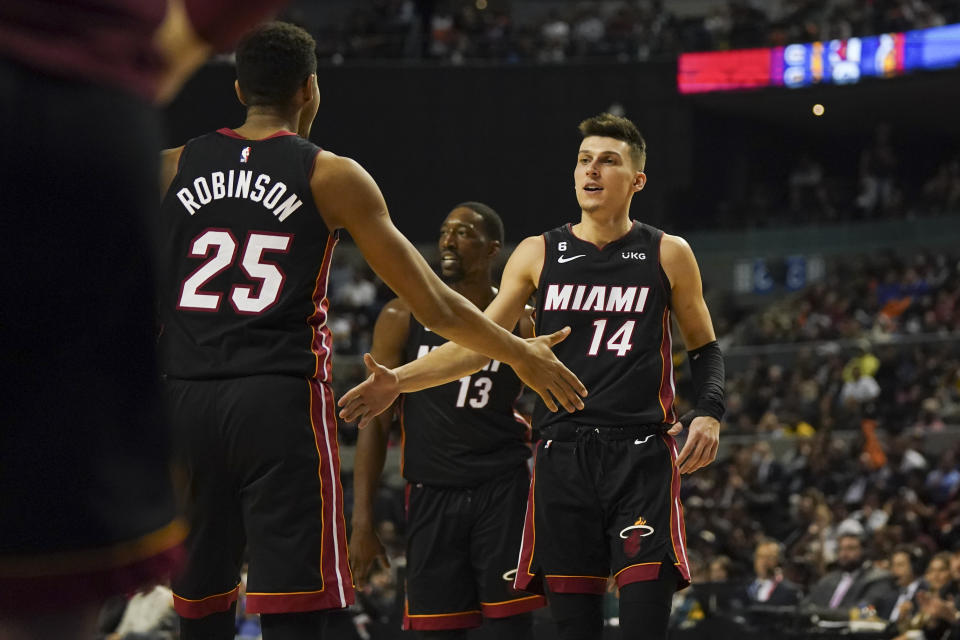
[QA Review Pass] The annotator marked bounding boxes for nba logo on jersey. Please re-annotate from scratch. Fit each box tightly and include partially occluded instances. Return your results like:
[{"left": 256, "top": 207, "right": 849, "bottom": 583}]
[{"left": 240, "top": 146, "right": 251, "bottom": 163}]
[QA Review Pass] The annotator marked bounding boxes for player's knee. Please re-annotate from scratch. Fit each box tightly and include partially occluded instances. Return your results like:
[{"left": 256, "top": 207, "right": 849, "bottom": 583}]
[
  {"left": 487, "top": 611, "right": 533, "bottom": 640},
  {"left": 179, "top": 607, "right": 236, "bottom": 640},
  {"left": 260, "top": 610, "right": 326, "bottom": 640},
  {"left": 547, "top": 591, "right": 602, "bottom": 639},
  {"left": 618, "top": 567, "right": 679, "bottom": 639}
]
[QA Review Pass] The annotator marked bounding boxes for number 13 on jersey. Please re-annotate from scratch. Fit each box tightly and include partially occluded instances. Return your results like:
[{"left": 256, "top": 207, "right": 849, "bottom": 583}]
[{"left": 455, "top": 375, "right": 492, "bottom": 408}]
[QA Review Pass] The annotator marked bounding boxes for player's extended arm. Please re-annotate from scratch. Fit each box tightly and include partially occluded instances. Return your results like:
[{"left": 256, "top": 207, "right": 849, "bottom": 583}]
[
  {"left": 312, "top": 154, "right": 585, "bottom": 413},
  {"left": 154, "top": 0, "right": 291, "bottom": 104},
  {"left": 349, "top": 299, "right": 409, "bottom": 587},
  {"left": 661, "top": 234, "right": 724, "bottom": 475},
  {"left": 338, "top": 237, "right": 560, "bottom": 427}
]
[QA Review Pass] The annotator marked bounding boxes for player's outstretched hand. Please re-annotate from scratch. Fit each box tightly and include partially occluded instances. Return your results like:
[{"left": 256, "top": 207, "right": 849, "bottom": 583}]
[
  {"left": 511, "top": 327, "right": 588, "bottom": 413},
  {"left": 349, "top": 525, "right": 390, "bottom": 589},
  {"left": 338, "top": 353, "right": 399, "bottom": 428},
  {"left": 669, "top": 414, "right": 719, "bottom": 474}
]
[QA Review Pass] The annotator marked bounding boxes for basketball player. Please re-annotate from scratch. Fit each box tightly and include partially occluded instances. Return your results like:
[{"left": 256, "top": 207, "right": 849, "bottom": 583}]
[
  {"left": 0, "top": 2, "right": 289, "bottom": 638},
  {"left": 351, "top": 203, "right": 545, "bottom": 639},
  {"left": 339, "top": 113, "right": 724, "bottom": 640},
  {"left": 157, "top": 23, "right": 584, "bottom": 640}
]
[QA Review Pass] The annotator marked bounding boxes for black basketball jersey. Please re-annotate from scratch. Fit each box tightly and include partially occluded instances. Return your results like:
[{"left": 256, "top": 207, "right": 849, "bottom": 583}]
[
  {"left": 533, "top": 221, "right": 677, "bottom": 430},
  {"left": 159, "top": 129, "right": 337, "bottom": 381},
  {"left": 399, "top": 313, "right": 531, "bottom": 487}
]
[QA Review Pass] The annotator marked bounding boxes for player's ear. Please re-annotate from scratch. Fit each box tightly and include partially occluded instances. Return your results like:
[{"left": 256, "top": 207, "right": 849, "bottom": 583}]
[
  {"left": 297, "top": 74, "right": 316, "bottom": 106},
  {"left": 488, "top": 239, "right": 502, "bottom": 258},
  {"left": 633, "top": 171, "right": 647, "bottom": 192},
  {"left": 234, "top": 80, "right": 247, "bottom": 106}
]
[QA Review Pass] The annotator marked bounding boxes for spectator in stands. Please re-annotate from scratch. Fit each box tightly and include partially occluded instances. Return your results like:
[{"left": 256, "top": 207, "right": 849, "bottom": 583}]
[
  {"left": 746, "top": 539, "right": 802, "bottom": 605},
  {"left": 802, "top": 532, "right": 897, "bottom": 611},
  {"left": 840, "top": 364, "right": 881, "bottom": 406},
  {"left": 922, "top": 155, "right": 960, "bottom": 213},
  {"left": 844, "top": 340, "right": 881, "bottom": 382},
  {"left": 96, "top": 585, "right": 177, "bottom": 640},
  {"left": 951, "top": 549, "right": 960, "bottom": 585},
  {"left": 857, "top": 124, "right": 899, "bottom": 216},
  {"left": 709, "top": 555, "right": 734, "bottom": 582},
  {"left": 926, "top": 449, "right": 960, "bottom": 505},
  {"left": 899, "top": 552, "right": 960, "bottom": 640},
  {"left": 788, "top": 154, "right": 835, "bottom": 219},
  {"left": 881, "top": 546, "right": 926, "bottom": 624},
  {"left": 670, "top": 550, "right": 706, "bottom": 629}
]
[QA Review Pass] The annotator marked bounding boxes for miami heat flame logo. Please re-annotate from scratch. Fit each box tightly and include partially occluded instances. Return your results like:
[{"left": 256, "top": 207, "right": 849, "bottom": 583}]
[
  {"left": 240, "top": 146, "right": 251, "bottom": 163},
  {"left": 621, "top": 516, "right": 655, "bottom": 558},
  {"left": 502, "top": 568, "right": 518, "bottom": 581}
]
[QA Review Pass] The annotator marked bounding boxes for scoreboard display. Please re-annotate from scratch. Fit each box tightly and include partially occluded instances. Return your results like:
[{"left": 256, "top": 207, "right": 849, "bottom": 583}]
[{"left": 678, "top": 23, "right": 960, "bottom": 94}]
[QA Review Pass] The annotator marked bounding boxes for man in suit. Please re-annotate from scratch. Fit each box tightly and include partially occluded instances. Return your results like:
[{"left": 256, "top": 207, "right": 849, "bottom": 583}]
[
  {"left": 802, "top": 533, "right": 896, "bottom": 612},
  {"left": 746, "top": 539, "right": 802, "bottom": 606},
  {"left": 879, "top": 546, "right": 925, "bottom": 623}
]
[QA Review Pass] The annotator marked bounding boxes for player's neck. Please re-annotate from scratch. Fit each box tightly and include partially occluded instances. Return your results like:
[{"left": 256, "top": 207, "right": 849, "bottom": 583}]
[
  {"left": 450, "top": 274, "right": 496, "bottom": 309},
  {"left": 233, "top": 108, "right": 299, "bottom": 139},
  {"left": 573, "top": 210, "right": 633, "bottom": 248}
]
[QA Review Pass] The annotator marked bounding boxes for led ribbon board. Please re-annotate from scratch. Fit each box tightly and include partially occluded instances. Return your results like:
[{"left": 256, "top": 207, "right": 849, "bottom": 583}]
[{"left": 678, "top": 22, "right": 960, "bottom": 94}]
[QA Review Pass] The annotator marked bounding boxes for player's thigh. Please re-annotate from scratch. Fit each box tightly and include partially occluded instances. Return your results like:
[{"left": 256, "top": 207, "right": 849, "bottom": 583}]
[
  {"left": 228, "top": 376, "right": 351, "bottom": 606},
  {"left": 471, "top": 466, "right": 546, "bottom": 617},
  {"left": 405, "top": 483, "right": 479, "bottom": 627},
  {"left": 603, "top": 434, "right": 689, "bottom": 589},
  {"left": 530, "top": 441, "right": 608, "bottom": 581},
  {"left": 166, "top": 379, "right": 246, "bottom": 612}
]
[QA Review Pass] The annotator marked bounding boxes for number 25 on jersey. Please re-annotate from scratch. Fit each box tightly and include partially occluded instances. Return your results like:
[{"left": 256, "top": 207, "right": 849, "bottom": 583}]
[{"left": 178, "top": 228, "right": 291, "bottom": 315}]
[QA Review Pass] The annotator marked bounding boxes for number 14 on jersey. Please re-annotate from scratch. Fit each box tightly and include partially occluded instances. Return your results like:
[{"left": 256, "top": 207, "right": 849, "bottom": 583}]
[{"left": 587, "top": 319, "right": 636, "bottom": 356}]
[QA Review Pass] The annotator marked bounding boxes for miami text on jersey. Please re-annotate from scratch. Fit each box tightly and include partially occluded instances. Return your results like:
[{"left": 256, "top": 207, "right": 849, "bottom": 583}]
[{"left": 542, "top": 284, "right": 651, "bottom": 313}]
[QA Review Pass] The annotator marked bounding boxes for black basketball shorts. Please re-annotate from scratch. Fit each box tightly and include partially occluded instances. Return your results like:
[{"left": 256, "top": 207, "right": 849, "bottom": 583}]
[
  {"left": 514, "top": 425, "right": 691, "bottom": 595},
  {"left": 165, "top": 375, "right": 354, "bottom": 617},
  {"left": 403, "top": 465, "right": 545, "bottom": 631}
]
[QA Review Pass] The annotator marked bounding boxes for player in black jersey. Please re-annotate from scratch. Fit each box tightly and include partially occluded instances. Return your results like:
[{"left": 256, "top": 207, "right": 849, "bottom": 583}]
[
  {"left": 351, "top": 203, "right": 545, "bottom": 639},
  {"left": 339, "top": 113, "right": 724, "bottom": 640},
  {"left": 158, "top": 23, "right": 584, "bottom": 640}
]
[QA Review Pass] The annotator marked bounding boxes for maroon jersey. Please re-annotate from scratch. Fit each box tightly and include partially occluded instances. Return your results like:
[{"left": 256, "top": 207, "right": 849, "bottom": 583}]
[{"left": 0, "top": 0, "right": 289, "bottom": 100}]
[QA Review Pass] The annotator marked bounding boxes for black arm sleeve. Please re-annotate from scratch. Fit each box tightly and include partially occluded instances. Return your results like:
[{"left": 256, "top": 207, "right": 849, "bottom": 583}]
[{"left": 681, "top": 340, "right": 725, "bottom": 425}]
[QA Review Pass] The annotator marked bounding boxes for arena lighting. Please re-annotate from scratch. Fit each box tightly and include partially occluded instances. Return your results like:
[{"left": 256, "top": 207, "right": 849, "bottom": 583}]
[
  {"left": 677, "top": 22, "right": 960, "bottom": 94},
  {"left": 812, "top": 103, "right": 825, "bottom": 116}
]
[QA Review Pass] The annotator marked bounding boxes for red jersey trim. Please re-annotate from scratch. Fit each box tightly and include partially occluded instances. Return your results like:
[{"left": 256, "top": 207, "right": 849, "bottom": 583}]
[
  {"left": 174, "top": 584, "right": 240, "bottom": 618},
  {"left": 565, "top": 220, "right": 638, "bottom": 251},
  {"left": 480, "top": 594, "right": 546, "bottom": 618},
  {"left": 663, "top": 434, "right": 692, "bottom": 589},
  {"left": 308, "top": 234, "right": 338, "bottom": 382},
  {"left": 403, "top": 600, "right": 483, "bottom": 631},
  {"left": 657, "top": 308, "right": 677, "bottom": 423},
  {"left": 544, "top": 574, "right": 608, "bottom": 594},
  {"left": 514, "top": 444, "right": 540, "bottom": 594},
  {"left": 216, "top": 127, "right": 298, "bottom": 140},
  {"left": 614, "top": 562, "right": 661, "bottom": 587},
  {"left": 304, "top": 380, "right": 355, "bottom": 610},
  {"left": 245, "top": 588, "right": 350, "bottom": 614}
]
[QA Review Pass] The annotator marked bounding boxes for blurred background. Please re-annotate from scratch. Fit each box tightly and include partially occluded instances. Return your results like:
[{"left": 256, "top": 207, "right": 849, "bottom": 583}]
[{"left": 159, "top": 1, "right": 960, "bottom": 638}]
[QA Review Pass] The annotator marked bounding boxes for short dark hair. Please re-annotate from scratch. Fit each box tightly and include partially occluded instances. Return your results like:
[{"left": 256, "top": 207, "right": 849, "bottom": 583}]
[
  {"left": 578, "top": 113, "right": 647, "bottom": 170},
  {"left": 892, "top": 545, "right": 927, "bottom": 576},
  {"left": 456, "top": 201, "right": 504, "bottom": 245},
  {"left": 236, "top": 22, "right": 317, "bottom": 107}
]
